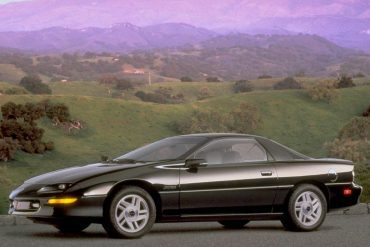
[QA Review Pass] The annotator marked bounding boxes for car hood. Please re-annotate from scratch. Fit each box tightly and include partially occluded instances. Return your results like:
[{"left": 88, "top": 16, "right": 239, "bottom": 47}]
[{"left": 24, "top": 162, "right": 145, "bottom": 185}]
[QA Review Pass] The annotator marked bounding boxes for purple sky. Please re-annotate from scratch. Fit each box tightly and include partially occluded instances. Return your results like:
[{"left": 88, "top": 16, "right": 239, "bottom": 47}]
[{"left": 0, "top": 0, "right": 369, "bottom": 31}]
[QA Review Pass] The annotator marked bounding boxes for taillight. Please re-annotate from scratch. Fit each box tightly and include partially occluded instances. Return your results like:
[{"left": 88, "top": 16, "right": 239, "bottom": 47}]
[{"left": 343, "top": 188, "right": 352, "bottom": 196}]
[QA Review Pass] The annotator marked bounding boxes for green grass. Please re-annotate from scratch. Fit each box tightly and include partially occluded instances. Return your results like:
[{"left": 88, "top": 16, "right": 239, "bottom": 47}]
[{"left": 0, "top": 85, "right": 369, "bottom": 213}]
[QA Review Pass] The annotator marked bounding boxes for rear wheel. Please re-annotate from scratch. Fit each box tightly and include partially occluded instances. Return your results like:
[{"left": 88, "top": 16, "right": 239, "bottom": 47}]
[
  {"left": 281, "top": 184, "right": 327, "bottom": 231},
  {"left": 53, "top": 221, "right": 90, "bottom": 233},
  {"left": 218, "top": 220, "right": 250, "bottom": 229},
  {"left": 102, "top": 186, "right": 156, "bottom": 239}
]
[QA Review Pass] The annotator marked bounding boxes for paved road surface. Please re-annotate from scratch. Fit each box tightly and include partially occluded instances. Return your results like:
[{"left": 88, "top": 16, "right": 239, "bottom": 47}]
[{"left": 0, "top": 215, "right": 369, "bottom": 247}]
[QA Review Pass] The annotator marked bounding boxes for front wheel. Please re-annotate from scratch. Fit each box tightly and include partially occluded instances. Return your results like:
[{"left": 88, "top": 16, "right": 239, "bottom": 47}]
[
  {"left": 218, "top": 220, "right": 250, "bottom": 229},
  {"left": 281, "top": 184, "right": 327, "bottom": 231},
  {"left": 102, "top": 186, "right": 156, "bottom": 239}
]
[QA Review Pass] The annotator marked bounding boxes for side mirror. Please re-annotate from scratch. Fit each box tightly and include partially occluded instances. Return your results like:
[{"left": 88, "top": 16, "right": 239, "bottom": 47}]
[{"left": 185, "top": 159, "right": 208, "bottom": 169}]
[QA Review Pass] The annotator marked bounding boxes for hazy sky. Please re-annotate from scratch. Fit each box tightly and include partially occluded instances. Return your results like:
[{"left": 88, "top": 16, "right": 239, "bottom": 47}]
[
  {"left": 0, "top": 0, "right": 27, "bottom": 4},
  {"left": 0, "top": 0, "right": 369, "bottom": 31}
]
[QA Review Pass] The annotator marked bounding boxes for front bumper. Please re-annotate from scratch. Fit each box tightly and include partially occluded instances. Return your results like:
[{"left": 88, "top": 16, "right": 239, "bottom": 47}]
[{"left": 9, "top": 196, "right": 106, "bottom": 219}]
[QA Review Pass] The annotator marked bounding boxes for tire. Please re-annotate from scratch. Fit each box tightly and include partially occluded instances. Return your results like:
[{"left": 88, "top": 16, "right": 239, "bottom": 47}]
[
  {"left": 218, "top": 220, "right": 250, "bottom": 229},
  {"left": 281, "top": 184, "right": 327, "bottom": 231},
  {"left": 53, "top": 221, "right": 90, "bottom": 233},
  {"left": 102, "top": 186, "right": 156, "bottom": 239}
]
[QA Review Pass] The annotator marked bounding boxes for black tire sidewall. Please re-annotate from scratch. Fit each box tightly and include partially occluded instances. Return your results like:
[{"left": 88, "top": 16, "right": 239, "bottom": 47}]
[
  {"left": 105, "top": 186, "right": 156, "bottom": 238},
  {"left": 287, "top": 184, "right": 327, "bottom": 231}
]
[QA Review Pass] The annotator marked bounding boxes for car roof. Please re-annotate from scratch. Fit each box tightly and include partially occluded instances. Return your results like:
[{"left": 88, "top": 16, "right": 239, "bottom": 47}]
[{"left": 177, "top": 133, "right": 262, "bottom": 139}]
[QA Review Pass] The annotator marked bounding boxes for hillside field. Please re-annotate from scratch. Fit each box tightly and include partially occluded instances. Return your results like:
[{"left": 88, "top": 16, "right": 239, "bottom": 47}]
[{"left": 0, "top": 84, "right": 369, "bottom": 213}]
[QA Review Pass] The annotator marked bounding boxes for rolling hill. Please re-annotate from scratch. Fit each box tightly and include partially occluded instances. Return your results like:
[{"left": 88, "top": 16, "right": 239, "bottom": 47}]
[{"left": 0, "top": 84, "right": 369, "bottom": 213}]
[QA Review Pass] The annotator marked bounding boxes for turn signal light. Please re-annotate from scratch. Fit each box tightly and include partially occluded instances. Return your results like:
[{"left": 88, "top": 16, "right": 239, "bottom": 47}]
[
  {"left": 343, "top": 188, "right": 352, "bottom": 197},
  {"left": 48, "top": 198, "right": 77, "bottom": 204}
]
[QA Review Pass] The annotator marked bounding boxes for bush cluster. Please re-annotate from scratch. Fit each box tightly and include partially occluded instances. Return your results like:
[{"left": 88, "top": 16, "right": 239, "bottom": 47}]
[
  {"left": 99, "top": 76, "right": 134, "bottom": 91},
  {"left": 307, "top": 80, "right": 339, "bottom": 103},
  {"left": 180, "top": 76, "right": 193, "bottom": 82},
  {"left": 363, "top": 105, "right": 370, "bottom": 117},
  {"left": 232, "top": 80, "right": 253, "bottom": 93},
  {"left": 19, "top": 75, "right": 52, "bottom": 94},
  {"left": 176, "top": 102, "right": 262, "bottom": 134},
  {"left": 0, "top": 88, "right": 28, "bottom": 95},
  {"left": 135, "top": 87, "right": 185, "bottom": 104},
  {"left": 326, "top": 116, "right": 370, "bottom": 168},
  {"left": 336, "top": 75, "right": 355, "bottom": 88},
  {"left": 273, "top": 77, "right": 302, "bottom": 90},
  {"left": 197, "top": 87, "right": 212, "bottom": 100},
  {"left": 0, "top": 100, "right": 72, "bottom": 161}
]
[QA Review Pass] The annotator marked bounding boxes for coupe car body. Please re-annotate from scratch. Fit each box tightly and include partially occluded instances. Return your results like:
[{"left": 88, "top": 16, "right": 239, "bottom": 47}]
[{"left": 9, "top": 134, "right": 362, "bottom": 238}]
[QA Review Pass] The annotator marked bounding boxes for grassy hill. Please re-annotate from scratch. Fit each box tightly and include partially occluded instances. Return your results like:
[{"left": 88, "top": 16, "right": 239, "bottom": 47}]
[{"left": 0, "top": 85, "right": 369, "bottom": 213}]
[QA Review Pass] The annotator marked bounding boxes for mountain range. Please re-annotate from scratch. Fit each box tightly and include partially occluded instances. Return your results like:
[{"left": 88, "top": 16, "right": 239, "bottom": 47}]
[
  {"left": 0, "top": 23, "right": 216, "bottom": 53},
  {"left": 0, "top": 0, "right": 369, "bottom": 52}
]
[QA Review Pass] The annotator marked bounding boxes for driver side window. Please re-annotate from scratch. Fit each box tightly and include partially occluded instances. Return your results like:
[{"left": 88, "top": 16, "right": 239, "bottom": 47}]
[{"left": 194, "top": 138, "right": 267, "bottom": 165}]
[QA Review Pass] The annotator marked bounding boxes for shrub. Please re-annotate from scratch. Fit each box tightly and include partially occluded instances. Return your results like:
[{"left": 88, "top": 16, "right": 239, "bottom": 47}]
[
  {"left": 232, "top": 80, "right": 253, "bottom": 93},
  {"left": 180, "top": 76, "right": 193, "bottom": 82},
  {"left": 135, "top": 87, "right": 184, "bottom": 104},
  {"left": 363, "top": 105, "right": 370, "bottom": 117},
  {"left": 206, "top": 77, "right": 221, "bottom": 82},
  {"left": 257, "top": 75, "right": 272, "bottom": 79},
  {"left": 45, "top": 103, "right": 71, "bottom": 123},
  {"left": 115, "top": 79, "right": 134, "bottom": 90},
  {"left": 353, "top": 72, "right": 365, "bottom": 78},
  {"left": 273, "top": 77, "right": 302, "bottom": 90},
  {"left": 0, "top": 166, "right": 13, "bottom": 185},
  {"left": 19, "top": 75, "right": 52, "bottom": 94},
  {"left": 135, "top": 91, "right": 167, "bottom": 104},
  {"left": 307, "top": 80, "right": 339, "bottom": 103},
  {"left": 0, "top": 101, "right": 56, "bottom": 156},
  {"left": 326, "top": 138, "right": 370, "bottom": 166},
  {"left": 99, "top": 76, "right": 119, "bottom": 85},
  {"left": 338, "top": 117, "right": 370, "bottom": 140},
  {"left": 336, "top": 75, "right": 355, "bottom": 88},
  {"left": 197, "top": 87, "right": 212, "bottom": 100},
  {"left": 0, "top": 137, "right": 19, "bottom": 162},
  {"left": 3, "top": 88, "right": 28, "bottom": 95},
  {"left": 176, "top": 109, "right": 230, "bottom": 134},
  {"left": 176, "top": 103, "right": 262, "bottom": 134},
  {"left": 229, "top": 103, "right": 261, "bottom": 133}
]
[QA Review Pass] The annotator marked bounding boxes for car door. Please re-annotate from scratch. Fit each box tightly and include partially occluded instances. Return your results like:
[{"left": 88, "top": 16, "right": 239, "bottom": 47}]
[{"left": 179, "top": 137, "right": 277, "bottom": 216}]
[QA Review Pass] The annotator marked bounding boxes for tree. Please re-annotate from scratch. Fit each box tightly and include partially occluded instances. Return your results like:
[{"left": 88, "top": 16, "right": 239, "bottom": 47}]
[
  {"left": 180, "top": 76, "right": 193, "bottom": 82},
  {"left": 273, "top": 77, "right": 302, "bottom": 90},
  {"left": 336, "top": 75, "right": 355, "bottom": 88},
  {"left": 206, "top": 77, "right": 221, "bottom": 83},
  {"left": 233, "top": 80, "right": 253, "bottom": 93},
  {"left": 19, "top": 75, "right": 52, "bottom": 94}
]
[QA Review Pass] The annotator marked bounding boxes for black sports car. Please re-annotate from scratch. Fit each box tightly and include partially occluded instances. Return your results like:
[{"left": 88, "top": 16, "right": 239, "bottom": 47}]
[{"left": 9, "top": 134, "right": 362, "bottom": 238}]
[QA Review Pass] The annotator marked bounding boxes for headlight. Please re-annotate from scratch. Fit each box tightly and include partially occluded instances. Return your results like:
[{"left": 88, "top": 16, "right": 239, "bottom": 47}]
[{"left": 37, "top": 184, "right": 71, "bottom": 194}]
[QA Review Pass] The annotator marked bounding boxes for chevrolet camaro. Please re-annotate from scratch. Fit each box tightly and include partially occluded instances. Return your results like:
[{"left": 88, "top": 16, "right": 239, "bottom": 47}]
[{"left": 9, "top": 134, "right": 362, "bottom": 238}]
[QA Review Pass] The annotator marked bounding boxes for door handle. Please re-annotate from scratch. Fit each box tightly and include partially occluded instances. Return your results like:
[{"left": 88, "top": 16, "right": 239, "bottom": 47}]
[{"left": 260, "top": 171, "right": 273, "bottom": 176}]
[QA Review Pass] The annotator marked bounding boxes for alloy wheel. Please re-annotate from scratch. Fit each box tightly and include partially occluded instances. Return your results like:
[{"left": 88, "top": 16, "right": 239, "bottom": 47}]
[{"left": 115, "top": 194, "right": 150, "bottom": 233}]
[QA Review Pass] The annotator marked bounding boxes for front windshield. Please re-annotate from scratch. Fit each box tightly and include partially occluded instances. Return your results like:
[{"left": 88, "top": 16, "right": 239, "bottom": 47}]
[{"left": 115, "top": 136, "right": 207, "bottom": 162}]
